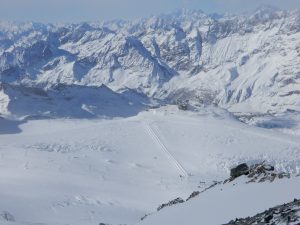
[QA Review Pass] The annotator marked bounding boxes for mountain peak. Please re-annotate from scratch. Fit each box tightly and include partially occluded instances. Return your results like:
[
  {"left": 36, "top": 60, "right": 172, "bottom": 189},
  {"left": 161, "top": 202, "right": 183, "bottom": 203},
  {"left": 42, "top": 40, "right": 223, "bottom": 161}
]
[{"left": 0, "top": 8, "right": 299, "bottom": 116}]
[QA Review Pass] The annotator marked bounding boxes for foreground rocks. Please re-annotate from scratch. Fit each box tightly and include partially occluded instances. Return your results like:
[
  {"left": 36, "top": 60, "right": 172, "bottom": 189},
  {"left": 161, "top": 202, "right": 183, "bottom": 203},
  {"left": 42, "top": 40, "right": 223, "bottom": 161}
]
[
  {"left": 146, "top": 162, "right": 294, "bottom": 222},
  {"left": 246, "top": 163, "right": 290, "bottom": 183},
  {"left": 224, "top": 198, "right": 300, "bottom": 225},
  {"left": 186, "top": 181, "right": 221, "bottom": 201},
  {"left": 154, "top": 162, "right": 291, "bottom": 212},
  {"left": 230, "top": 163, "right": 250, "bottom": 178},
  {"left": 227, "top": 162, "right": 290, "bottom": 183}
]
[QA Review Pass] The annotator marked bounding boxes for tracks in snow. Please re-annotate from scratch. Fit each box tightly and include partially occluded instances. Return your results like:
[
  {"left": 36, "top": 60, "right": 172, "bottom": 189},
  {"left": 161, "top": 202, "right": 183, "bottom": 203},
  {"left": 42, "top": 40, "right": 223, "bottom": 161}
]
[{"left": 145, "top": 123, "right": 188, "bottom": 178}]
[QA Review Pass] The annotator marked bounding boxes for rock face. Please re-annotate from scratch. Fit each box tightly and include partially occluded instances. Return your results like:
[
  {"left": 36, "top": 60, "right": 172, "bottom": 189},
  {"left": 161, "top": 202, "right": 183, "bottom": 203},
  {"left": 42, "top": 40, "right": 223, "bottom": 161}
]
[
  {"left": 0, "top": 7, "right": 300, "bottom": 116},
  {"left": 224, "top": 198, "right": 300, "bottom": 225},
  {"left": 230, "top": 163, "right": 250, "bottom": 178}
]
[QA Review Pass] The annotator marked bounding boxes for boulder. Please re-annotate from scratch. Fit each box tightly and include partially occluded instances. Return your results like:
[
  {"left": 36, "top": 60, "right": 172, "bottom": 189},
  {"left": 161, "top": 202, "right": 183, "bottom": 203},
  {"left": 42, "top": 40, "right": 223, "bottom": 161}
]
[{"left": 230, "top": 163, "right": 249, "bottom": 178}]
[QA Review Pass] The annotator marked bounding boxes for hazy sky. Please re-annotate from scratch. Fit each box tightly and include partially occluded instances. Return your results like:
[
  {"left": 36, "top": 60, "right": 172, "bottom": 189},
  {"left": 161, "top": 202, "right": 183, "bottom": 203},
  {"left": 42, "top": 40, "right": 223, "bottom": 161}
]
[{"left": 0, "top": 0, "right": 299, "bottom": 22}]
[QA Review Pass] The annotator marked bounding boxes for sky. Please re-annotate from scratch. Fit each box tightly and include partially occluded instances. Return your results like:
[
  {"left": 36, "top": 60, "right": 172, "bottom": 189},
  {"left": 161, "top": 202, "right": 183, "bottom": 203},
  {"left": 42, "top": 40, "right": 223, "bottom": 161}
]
[{"left": 0, "top": 0, "right": 299, "bottom": 22}]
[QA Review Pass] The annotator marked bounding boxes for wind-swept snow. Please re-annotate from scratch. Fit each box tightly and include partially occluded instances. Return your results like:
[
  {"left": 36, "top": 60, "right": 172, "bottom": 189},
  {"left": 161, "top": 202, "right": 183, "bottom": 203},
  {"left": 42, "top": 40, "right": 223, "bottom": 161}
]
[{"left": 0, "top": 106, "right": 299, "bottom": 225}]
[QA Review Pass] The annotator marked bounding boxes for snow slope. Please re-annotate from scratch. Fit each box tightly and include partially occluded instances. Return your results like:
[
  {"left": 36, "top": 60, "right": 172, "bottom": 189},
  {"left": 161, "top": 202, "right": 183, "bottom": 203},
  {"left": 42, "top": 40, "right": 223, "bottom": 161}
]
[
  {"left": 139, "top": 175, "right": 300, "bottom": 225},
  {"left": 0, "top": 106, "right": 299, "bottom": 225}
]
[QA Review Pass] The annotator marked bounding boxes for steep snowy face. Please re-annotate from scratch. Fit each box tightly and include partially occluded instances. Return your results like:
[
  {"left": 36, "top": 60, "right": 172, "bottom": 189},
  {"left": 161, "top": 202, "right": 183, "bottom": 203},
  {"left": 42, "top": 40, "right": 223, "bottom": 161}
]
[
  {"left": 0, "top": 83, "right": 146, "bottom": 119},
  {"left": 0, "top": 8, "right": 300, "bottom": 114}
]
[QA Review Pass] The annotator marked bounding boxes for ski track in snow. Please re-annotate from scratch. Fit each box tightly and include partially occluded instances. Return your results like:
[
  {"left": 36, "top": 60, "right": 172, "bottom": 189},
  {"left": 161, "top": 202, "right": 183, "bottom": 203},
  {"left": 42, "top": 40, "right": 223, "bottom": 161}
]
[{"left": 144, "top": 122, "right": 189, "bottom": 178}]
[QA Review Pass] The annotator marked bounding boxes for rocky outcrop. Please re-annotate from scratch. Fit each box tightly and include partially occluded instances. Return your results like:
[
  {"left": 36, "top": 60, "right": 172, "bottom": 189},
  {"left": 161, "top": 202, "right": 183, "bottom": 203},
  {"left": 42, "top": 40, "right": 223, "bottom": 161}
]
[
  {"left": 226, "top": 162, "right": 290, "bottom": 183},
  {"left": 246, "top": 162, "right": 290, "bottom": 183},
  {"left": 157, "top": 197, "right": 185, "bottom": 211},
  {"left": 230, "top": 163, "right": 250, "bottom": 178},
  {"left": 224, "top": 198, "right": 300, "bottom": 225},
  {"left": 177, "top": 99, "right": 189, "bottom": 111},
  {"left": 186, "top": 181, "right": 222, "bottom": 201}
]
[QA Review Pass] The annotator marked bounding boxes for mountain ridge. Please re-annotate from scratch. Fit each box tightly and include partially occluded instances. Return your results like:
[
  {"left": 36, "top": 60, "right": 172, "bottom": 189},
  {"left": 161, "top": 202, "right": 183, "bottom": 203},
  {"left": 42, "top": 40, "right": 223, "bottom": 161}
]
[{"left": 0, "top": 7, "right": 300, "bottom": 117}]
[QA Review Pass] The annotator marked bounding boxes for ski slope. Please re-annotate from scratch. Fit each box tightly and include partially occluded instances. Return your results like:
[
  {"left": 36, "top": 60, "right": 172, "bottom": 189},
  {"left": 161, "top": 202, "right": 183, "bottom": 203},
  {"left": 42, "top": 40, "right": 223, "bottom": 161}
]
[
  {"left": 144, "top": 123, "right": 188, "bottom": 177},
  {"left": 0, "top": 106, "right": 299, "bottom": 225}
]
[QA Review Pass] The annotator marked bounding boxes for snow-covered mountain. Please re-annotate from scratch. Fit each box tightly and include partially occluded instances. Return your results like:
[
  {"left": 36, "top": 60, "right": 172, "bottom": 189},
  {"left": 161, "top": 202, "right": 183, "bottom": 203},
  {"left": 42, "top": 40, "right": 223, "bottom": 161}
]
[
  {"left": 0, "top": 6, "right": 300, "bottom": 118},
  {"left": 0, "top": 83, "right": 147, "bottom": 119},
  {"left": 1, "top": 7, "right": 300, "bottom": 225}
]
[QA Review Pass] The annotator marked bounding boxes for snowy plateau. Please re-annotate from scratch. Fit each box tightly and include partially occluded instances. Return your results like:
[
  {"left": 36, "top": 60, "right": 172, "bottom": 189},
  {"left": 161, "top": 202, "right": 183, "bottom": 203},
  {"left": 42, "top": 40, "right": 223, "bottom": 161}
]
[{"left": 0, "top": 6, "right": 300, "bottom": 225}]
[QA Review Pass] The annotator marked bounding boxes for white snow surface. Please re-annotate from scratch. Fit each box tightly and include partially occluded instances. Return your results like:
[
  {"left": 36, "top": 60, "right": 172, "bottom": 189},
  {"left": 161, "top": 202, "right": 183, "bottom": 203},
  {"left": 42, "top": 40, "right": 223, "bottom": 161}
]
[
  {"left": 1, "top": 7, "right": 300, "bottom": 224},
  {"left": 139, "top": 176, "right": 300, "bottom": 225},
  {"left": 0, "top": 106, "right": 299, "bottom": 225}
]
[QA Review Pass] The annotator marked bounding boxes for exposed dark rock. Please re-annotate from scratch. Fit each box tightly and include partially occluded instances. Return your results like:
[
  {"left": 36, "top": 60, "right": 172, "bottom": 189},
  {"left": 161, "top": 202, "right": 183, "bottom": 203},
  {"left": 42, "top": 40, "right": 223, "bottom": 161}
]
[
  {"left": 223, "top": 198, "right": 300, "bottom": 225},
  {"left": 230, "top": 163, "right": 250, "bottom": 178},
  {"left": 177, "top": 100, "right": 189, "bottom": 110},
  {"left": 157, "top": 197, "right": 185, "bottom": 211},
  {"left": 246, "top": 162, "right": 289, "bottom": 183},
  {"left": 186, "top": 191, "right": 200, "bottom": 201},
  {"left": 264, "top": 213, "right": 273, "bottom": 222},
  {"left": 226, "top": 162, "right": 290, "bottom": 183},
  {"left": 141, "top": 213, "right": 151, "bottom": 221}
]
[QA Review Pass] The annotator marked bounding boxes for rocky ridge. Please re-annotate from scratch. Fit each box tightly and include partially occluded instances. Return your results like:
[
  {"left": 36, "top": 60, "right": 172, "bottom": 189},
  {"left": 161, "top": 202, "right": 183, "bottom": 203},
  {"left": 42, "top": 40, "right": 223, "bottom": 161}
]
[{"left": 224, "top": 198, "right": 300, "bottom": 225}]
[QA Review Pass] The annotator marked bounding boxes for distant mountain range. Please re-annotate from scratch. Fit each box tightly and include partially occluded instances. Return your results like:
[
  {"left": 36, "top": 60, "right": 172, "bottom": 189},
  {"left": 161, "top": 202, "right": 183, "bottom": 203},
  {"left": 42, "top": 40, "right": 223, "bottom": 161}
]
[{"left": 0, "top": 6, "right": 299, "bottom": 118}]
